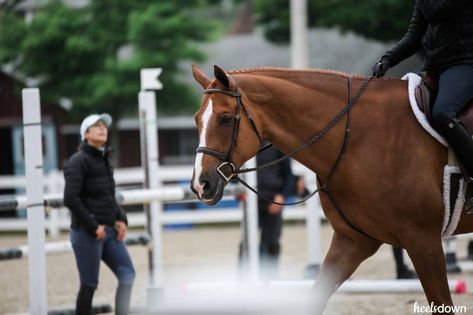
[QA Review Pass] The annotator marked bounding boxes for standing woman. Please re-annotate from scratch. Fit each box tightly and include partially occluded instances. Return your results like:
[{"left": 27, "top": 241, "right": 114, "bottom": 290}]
[
  {"left": 372, "top": 0, "right": 473, "bottom": 209},
  {"left": 64, "top": 114, "right": 135, "bottom": 315}
]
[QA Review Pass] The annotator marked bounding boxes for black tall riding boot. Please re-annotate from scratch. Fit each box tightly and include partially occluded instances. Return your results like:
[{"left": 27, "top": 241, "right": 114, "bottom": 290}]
[
  {"left": 115, "top": 283, "right": 133, "bottom": 315},
  {"left": 441, "top": 118, "right": 473, "bottom": 211},
  {"left": 75, "top": 285, "right": 95, "bottom": 315}
]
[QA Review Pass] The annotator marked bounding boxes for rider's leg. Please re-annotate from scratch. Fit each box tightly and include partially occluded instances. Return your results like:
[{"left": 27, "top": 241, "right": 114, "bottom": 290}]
[
  {"left": 435, "top": 116, "right": 473, "bottom": 175},
  {"left": 431, "top": 64, "right": 473, "bottom": 208}
]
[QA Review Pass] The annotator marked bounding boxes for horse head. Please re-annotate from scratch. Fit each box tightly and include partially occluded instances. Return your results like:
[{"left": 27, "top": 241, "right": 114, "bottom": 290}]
[{"left": 190, "top": 64, "right": 262, "bottom": 205}]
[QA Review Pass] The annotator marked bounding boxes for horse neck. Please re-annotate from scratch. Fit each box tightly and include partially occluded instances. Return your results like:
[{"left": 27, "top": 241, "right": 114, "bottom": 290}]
[{"left": 235, "top": 71, "right": 351, "bottom": 176}]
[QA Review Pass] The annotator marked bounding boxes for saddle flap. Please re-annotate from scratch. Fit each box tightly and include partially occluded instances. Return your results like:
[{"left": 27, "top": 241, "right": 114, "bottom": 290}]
[{"left": 415, "top": 84, "right": 433, "bottom": 123}]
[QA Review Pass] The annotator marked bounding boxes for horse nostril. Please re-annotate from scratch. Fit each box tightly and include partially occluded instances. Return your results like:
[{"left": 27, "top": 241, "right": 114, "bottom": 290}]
[{"left": 200, "top": 179, "right": 210, "bottom": 191}]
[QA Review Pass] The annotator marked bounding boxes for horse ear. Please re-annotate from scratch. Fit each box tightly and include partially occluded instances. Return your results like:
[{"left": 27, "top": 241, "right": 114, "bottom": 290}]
[
  {"left": 214, "top": 65, "right": 230, "bottom": 89},
  {"left": 192, "top": 64, "right": 211, "bottom": 89}
]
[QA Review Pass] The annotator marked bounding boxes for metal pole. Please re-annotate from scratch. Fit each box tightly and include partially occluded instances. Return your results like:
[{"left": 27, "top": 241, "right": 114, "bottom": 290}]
[
  {"left": 290, "top": 0, "right": 309, "bottom": 69},
  {"left": 22, "top": 88, "right": 48, "bottom": 315}
]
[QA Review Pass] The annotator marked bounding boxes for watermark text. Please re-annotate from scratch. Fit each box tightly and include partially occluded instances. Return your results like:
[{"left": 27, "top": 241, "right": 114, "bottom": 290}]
[{"left": 413, "top": 301, "right": 467, "bottom": 313}]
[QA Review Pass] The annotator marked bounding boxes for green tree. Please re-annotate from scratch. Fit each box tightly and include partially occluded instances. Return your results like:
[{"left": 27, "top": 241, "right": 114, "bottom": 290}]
[
  {"left": 253, "top": 0, "right": 413, "bottom": 44},
  {"left": 0, "top": 0, "right": 221, "bottom": 121}
]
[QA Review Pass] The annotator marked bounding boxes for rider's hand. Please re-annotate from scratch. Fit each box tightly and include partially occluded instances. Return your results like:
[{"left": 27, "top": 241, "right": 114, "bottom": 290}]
[
  {"left": 95, "top": 224, "right": 106, "bottom": 240},
  {"left": 372, "top": 56, "right": 391, "bottom": 78}
]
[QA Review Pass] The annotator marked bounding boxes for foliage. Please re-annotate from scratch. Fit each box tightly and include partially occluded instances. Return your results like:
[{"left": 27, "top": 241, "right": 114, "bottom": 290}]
[
  {"left": 0, "top": 0, "right": 222, "bottom": 121},
  {"left": 252, "top": 0, "right": 413, "bottom": 44}
]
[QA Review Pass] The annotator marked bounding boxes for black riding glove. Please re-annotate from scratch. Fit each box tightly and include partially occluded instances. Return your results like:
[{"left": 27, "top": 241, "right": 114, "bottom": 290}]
[{"left": 372, "top": 56, "right": 391, "bottom": 78}]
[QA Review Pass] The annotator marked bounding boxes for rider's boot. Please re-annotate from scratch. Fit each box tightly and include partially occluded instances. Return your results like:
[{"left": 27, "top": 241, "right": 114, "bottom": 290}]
[{"left": 441, "top": 118, "right": 473, "bottom": 212}]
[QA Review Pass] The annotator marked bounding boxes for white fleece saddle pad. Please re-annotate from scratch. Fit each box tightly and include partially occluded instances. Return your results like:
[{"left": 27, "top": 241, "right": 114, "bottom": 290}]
[{"left": 401, "top": 73, "right": 465, "bottom": 238}]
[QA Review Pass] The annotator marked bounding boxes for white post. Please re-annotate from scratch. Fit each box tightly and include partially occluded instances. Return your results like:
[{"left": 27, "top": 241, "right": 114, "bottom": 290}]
[
  {"left": 290, "top": 0, "right": 309, "bottom": 69},
  {"left": 245, "top": 158, "right": 260, "bottom": 282},
  {"left": 139, "top": 68, "right": 164, "bottom": 306},
  {"left": 22, "top": 88, "right": 48, "bottom": 315},
  {"left": 304, "top": 173, "right": 322, "bottom": 278},
  {"left": 139, "top": 92, "right": 163, "bottom": 287},
  {"left": 290, "top": 0, "right": 320, "bottom": 276}
]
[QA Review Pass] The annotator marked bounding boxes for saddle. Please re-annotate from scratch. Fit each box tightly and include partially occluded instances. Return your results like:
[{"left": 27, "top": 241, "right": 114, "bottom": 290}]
[{"left": 415, "top": 74, "right": 473, "bottom": 135}]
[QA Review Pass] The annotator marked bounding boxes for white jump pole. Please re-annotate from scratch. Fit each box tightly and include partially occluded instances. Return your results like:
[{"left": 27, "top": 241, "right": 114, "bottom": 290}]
[
  {"left": 139, "top": 68, "right": 164, "bottom": 306},
  {"left": 186, "top": 278, "right": 467, "bottom": 294},
  {"left": 22, "top": 88, "right": 48, "bottom": 315},
  {"left": 270, "top": 279, "right": 468, "bottom": 294}
]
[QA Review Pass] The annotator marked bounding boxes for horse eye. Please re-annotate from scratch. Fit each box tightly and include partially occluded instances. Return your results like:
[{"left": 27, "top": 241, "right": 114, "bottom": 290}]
[{"left": 221, "top": 115, "right": 233, "bottom": 125}]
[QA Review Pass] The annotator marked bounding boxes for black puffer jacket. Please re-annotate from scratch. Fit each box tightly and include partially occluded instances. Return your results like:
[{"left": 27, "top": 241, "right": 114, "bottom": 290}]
[
  {"left": 63, "top": 143, "right": 127, "bottom": 235},
  {"left": 384, "top": 0, "right": 473, "bottom": 71}
]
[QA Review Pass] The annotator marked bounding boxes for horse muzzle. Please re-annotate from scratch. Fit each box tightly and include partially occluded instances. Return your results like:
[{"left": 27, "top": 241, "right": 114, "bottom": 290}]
[{"left": 191, "top": 172, "right": 225, "bottom": 205}]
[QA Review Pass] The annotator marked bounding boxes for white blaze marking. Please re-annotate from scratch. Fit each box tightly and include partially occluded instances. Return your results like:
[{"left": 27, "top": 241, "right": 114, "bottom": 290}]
[{"left": 193, "top": 100, "right": 213, "bottom": 198}]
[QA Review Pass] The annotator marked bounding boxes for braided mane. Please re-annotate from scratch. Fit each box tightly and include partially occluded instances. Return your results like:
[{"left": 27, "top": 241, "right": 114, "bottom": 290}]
[{"left": 226, "top": 67, "right": 366, "bottom": 80}]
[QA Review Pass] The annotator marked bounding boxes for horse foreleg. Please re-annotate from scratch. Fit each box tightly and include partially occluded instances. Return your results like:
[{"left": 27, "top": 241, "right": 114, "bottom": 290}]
[
  {"left": 405, "top": 235, "right": 455, "bottom": 314},
  {"left": 311, "top": 231, "right": 381, "bottom": 314}
]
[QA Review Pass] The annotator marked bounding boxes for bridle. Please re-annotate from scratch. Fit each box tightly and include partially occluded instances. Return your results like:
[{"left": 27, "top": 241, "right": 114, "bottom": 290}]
[
  {"left": 196, "top": 75, "right": 378, "bottom": 241},
  {"left": 196, "top": 88, "right": 263, "bottom": 182}
]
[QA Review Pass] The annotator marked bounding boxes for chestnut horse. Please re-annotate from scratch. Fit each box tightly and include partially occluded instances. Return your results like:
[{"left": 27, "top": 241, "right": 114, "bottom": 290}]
[{"left": 190, "top": 64, "right": 473, "bottom": 314}]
